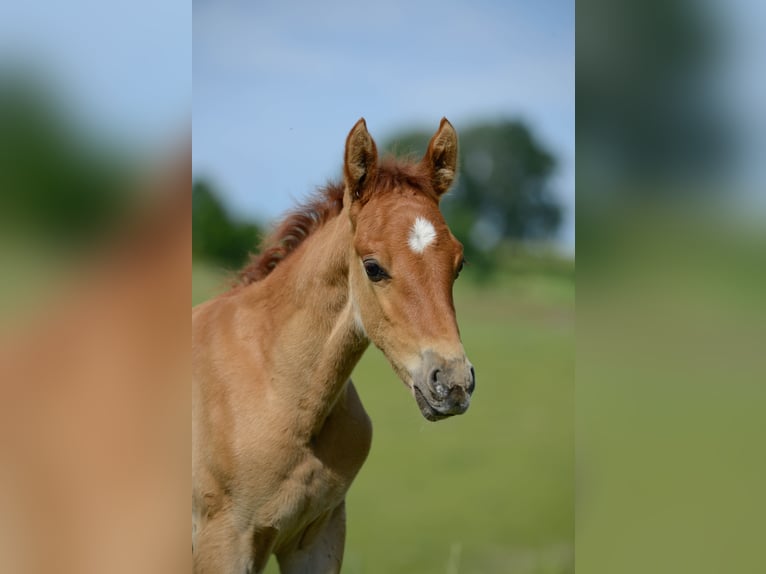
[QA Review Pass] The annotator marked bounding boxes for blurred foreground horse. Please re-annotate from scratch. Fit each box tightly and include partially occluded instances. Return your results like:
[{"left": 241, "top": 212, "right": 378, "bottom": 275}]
[{"left": 192, "top": 119, "right": 475, "bottom": 573}]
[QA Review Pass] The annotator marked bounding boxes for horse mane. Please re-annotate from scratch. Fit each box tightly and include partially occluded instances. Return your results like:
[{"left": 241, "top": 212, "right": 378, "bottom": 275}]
[
  {"left": 238, "top": 157, "right": 435, "bottom": 285},
  {"left": 238, "top": 182, "right": 345, "bottom": 285}
]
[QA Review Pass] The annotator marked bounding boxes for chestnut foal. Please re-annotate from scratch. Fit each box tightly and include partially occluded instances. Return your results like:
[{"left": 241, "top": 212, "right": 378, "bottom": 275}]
[{"left": 192, "top": 118, "right": 475, "bottom": 573}]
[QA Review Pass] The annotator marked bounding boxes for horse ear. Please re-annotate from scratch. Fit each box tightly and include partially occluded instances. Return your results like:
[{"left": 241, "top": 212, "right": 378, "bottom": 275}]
[
  {"left": 344, "top": 118, "right": 378, "bottom": 202},
  {"left": 422, "top": 117, "right": 458, "bottom": 197}
]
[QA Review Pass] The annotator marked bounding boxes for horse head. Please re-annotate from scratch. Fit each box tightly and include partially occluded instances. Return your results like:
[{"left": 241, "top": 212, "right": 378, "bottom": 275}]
[{"left": 344, "top": 118, "right": 475, "bottom": 421}]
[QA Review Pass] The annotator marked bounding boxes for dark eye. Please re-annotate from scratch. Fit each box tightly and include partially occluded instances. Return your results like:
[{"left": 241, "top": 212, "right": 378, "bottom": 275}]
[
  {"left": 456, "top": 258, "right": 466, "bottom": 278},
  {"left": 363, "top": 259, "right": 389, "bottom": 282}
]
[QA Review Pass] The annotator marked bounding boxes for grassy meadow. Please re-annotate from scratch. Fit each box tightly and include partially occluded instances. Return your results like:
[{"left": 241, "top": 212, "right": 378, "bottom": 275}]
[{"left": 193, "top": 258, "right": 574, "bottom": 574}]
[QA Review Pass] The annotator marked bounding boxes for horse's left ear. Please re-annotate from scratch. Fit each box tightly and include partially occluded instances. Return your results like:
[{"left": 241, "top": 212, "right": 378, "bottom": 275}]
[
  {"left": 344, "top": 118, "right": 378, "bottom": 202},
  {"left": 422, "top": 117, "right": 458, "bottom": 197}
]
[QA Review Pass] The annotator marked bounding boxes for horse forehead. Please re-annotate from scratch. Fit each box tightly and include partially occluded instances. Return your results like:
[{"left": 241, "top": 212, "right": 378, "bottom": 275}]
[
  {"left": 358, "top": 196, "right": 454, "bottom": 255},
  {"left": 388, "top": 208, "right": 448, "bottom": 250},
  {"left": 397, "top": 215, "right": 458, "bottom": 264},
  {"left": 407, "top": 216, "right": 438, "bottom": 254},
  {"left": 362, "top": 196, "right": 438, "bottom": 230}
]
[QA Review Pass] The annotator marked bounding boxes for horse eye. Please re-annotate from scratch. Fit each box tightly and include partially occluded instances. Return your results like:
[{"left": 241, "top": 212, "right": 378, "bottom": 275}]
[
  {"left": 456, "top": 258, "right": 466, "bottom": 277},
  {"left": 363, "top": 259, "right": 388, "bottom": 282}
]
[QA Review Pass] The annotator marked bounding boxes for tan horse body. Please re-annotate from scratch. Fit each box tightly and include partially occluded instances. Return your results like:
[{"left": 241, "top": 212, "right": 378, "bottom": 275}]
[{"left": 192, "top": 119, "right": 475, "bottom": 573}]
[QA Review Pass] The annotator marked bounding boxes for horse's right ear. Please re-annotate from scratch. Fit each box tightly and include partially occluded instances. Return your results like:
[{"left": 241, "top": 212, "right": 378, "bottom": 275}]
[
  {"left": 344, "top": 118, "right": 378, "bottom": 202},
  {"left": 422, "top": 117, "right": 458, "bottom": 197}
]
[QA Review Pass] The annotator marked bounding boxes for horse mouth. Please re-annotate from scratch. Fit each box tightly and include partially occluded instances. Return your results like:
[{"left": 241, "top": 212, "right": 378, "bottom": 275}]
[{"left": 413, "top": 385, "right": 452, "bottom": 422}]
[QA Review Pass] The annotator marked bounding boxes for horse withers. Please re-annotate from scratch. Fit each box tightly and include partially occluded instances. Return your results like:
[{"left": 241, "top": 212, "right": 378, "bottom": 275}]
[{"left": 192, "top": 118, "right": 475, "bottom": 573}]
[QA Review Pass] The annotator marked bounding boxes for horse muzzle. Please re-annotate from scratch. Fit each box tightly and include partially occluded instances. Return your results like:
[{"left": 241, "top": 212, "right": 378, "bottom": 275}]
[{"left": 412, "top": 351, "right": 475, "bottom": 422}]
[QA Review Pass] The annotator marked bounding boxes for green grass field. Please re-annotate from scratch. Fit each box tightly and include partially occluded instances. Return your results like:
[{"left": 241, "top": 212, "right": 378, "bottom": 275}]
[{"left": 193, "top": 261, "right": 574, "bottom": 574}]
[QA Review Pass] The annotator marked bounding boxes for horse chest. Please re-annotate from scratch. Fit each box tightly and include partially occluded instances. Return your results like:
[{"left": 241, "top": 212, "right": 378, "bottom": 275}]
[
  {"left": 262, "top": 398, "right": 371, "bottom": 540},
  {"left": 265, "top": 446, "right": 349, "bottom": 538}
]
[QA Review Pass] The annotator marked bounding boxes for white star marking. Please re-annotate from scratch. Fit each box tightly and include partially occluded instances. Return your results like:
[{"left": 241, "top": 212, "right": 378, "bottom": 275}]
[{"left": 408, "top": 217, "right": 437, "bottom": 254}]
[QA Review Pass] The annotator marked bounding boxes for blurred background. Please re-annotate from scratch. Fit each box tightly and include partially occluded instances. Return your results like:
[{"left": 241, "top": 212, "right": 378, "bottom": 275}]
[
  {"left": 0, "top": 0, "right": 189, "bottom": 320},
  {"left": 193, "top": 1, "right": 574, "bottom": 573},
  {"left": 0, "top": 1, "right": 190, "bottom": 573},
  {"left": 578, "top": 0, "right": 766, "bottom": 572}
]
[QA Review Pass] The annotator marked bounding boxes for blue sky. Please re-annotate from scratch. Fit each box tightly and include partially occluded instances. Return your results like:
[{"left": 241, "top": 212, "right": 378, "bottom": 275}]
[{"left": 193, "top": 0, "right": 575, "bottom": 252}]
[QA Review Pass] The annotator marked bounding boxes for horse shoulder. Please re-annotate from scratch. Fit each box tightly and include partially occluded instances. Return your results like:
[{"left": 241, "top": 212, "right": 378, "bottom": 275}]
[{"left": 192, "top": 294, "right": 277, "bottom": 510}]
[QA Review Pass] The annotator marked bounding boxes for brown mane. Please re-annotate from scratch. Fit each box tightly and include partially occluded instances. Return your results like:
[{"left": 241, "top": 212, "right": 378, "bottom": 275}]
[{"left": 238, "top": 157, "right": 435, "bottom": 285}]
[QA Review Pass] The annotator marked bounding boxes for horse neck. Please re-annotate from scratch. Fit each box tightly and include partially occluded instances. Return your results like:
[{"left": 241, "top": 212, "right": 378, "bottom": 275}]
[{"left": 249, "top": 208, "right": 368, "bottom": 437}]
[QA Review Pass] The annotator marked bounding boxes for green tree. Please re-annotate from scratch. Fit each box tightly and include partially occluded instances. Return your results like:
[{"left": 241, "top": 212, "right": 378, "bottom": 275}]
[
  {"left": 192, "top": 179, "right": 262, "bottom": 268},
  {"left": 0, "top": 71, "right": 130, "bottom": 243}
]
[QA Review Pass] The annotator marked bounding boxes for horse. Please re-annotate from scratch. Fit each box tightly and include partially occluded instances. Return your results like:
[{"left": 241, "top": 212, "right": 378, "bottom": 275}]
[{"left": 192, "top": 118, "right": 476, "bottom": 573}]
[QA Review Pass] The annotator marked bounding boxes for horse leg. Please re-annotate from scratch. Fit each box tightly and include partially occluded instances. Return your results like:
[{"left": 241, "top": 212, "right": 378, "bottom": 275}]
[
  {"left": 193, "top": 511, "right": 276, "bottom": 574},
  {"left": 276, "top": 502, "right": 346, "bottom": 574}
]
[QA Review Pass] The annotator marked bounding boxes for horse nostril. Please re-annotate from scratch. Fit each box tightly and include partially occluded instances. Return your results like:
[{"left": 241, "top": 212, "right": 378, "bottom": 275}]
[
  {"left": 429, "top": 368, "right": 448, "bottom": 398},
  {"left": 430, "top": 368, "right": 440, "bottom": 385},
  {"left": 467, "top": 366, "right": 476, "bottom": 394}
]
